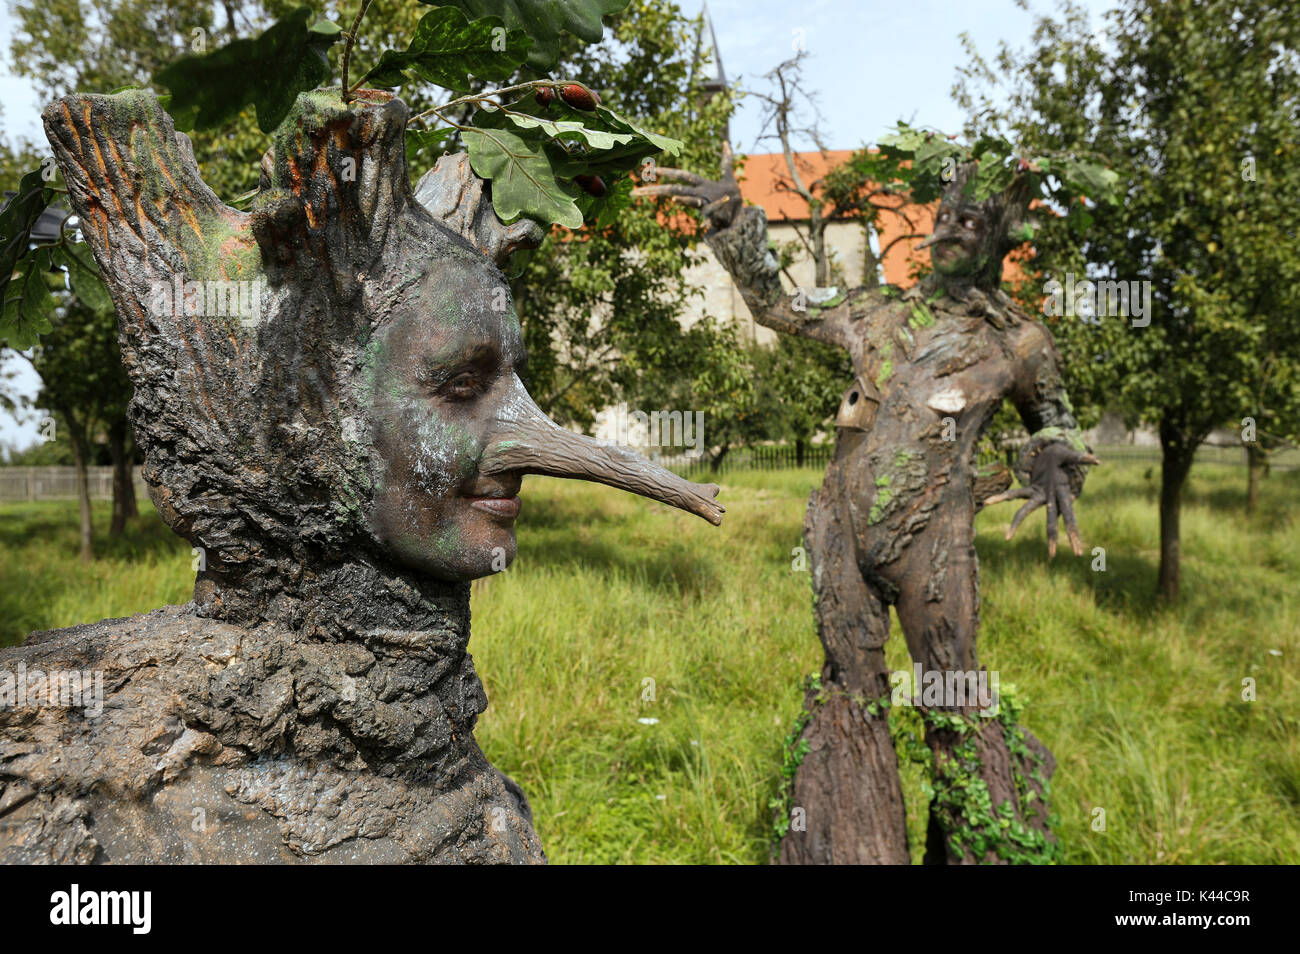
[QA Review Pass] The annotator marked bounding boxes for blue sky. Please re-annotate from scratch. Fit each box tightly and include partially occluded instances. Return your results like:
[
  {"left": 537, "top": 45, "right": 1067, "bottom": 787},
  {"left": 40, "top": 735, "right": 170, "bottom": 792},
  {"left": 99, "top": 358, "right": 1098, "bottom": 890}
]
[{"left": 0, "top": 0, "right": 1119, "bottom": 452}]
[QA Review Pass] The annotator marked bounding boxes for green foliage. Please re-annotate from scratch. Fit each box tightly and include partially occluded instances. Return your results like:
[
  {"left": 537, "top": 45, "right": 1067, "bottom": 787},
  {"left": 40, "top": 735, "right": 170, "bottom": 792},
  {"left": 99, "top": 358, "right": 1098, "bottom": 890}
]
[
  {"left": 957, "top": 0, "right": 1300, "bottom": 459},
  {"left": 52, "top": 242, "right": 112, "bottom": 314},
  {"left": 153, "top": 7, "right": 341, "bottom": 133},
  {"left": 464, "top": 98, "right": 681, "bottom": 229},
  {"left": 892, "top": 690, "right": 1062, "bottom": 864},
  {"left": 0, "top": 169, "right": 57, "bottom": 349},
  {"left": 878, "top": 120, "right": 1119, "bottom": 220},
  {"left": 363, "top": 6, "right": 532, "bottom": 91},
  {"left": 501, "top": 0, "right": 736, "bottom": 429},
  {"left": 465, "top": 123, "right": 587, "bottom": 228},
  {"left": 767, "top": 671, "right": 821, "bottom": 845},
  {"left": 434, "top": 0, "right": 629, "bottom": 70},
  {"left": 753, "top": 335, "right": 851, "bottom": 451},
  {"left": 2, "top": 250, "right": 58, "bottom": 351},
  {"left": 2, "top": 0, "right": 721, "bottom": 438},
  {"left": 0, "top": 0, "right": 696, "bottom": 394}
]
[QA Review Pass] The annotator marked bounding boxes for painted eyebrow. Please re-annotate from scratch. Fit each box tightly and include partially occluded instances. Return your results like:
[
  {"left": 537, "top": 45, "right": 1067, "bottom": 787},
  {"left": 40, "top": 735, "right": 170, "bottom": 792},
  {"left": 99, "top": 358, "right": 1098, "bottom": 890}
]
[{"left": 425, "top": 338, "right": 498, "bottom": 368}]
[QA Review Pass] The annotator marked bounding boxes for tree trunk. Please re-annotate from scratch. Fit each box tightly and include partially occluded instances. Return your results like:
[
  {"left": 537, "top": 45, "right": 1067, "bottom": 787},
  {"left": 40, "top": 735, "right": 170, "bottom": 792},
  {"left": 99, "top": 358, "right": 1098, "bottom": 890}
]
[
  {"left": 62, "top": 410, "right": 94, "bottom": 563},
  {"left": 108, "top": 415, "right": 137, "bottom": 536},
  {"left": 710, "top": 443, "right": 729, "bottom": 472},
  {"left": 810, "top": 211, "right": 831, "bottom": 288},
  {"left": 1246, "top": 443, "right": 1267, "bottom": 516},
  {"left": 795, "top": 437, "right": 806, "bottom": 468},
  {"left": 861, "top": 223, "right": 882, "bottom": 288},
  {"left": 1157, "top": 420, "right": 1196, "bottom": 601}
]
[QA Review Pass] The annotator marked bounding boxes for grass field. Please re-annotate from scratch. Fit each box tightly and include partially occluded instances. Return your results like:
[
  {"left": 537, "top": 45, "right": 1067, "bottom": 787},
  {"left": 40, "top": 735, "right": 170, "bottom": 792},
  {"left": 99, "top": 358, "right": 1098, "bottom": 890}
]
[{"left": 2, "top": 460, "right": 1297, "bottom": 864}]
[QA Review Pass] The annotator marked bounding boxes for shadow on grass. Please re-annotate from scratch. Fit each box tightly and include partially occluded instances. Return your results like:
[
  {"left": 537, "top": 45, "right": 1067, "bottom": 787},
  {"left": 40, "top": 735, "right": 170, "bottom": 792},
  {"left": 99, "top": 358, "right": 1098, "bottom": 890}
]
[
  {"left": 0, "top": 504, "right": 187, "bottom": 564},
  {"left": 517, "top": 530, "right": 723, "bottom": 600},
  {"left": 981, "top": 532, "right": 1162, "bottom": 615}
]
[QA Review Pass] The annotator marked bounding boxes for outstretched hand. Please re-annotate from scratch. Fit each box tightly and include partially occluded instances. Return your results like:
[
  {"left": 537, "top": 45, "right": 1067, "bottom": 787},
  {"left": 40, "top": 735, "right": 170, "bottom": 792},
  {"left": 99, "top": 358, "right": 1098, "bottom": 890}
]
[
  {"left": 631, "top": 142, "right": 743, "bottom": 232},
  {"left": 983, "top": 443, "right": 1100, "bottom": 557}
]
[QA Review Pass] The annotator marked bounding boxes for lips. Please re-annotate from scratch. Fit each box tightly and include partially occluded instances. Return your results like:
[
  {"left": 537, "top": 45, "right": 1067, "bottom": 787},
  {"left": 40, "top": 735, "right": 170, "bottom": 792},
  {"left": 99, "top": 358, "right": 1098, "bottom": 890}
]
[{"left": 465, "top": 494, "right": 522, "bottom": 519}]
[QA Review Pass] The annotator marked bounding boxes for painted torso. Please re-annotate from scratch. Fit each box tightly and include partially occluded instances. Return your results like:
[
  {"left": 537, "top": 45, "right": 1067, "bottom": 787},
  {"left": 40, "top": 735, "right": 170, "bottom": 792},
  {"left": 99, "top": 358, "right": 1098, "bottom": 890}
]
[{"left": 823, "top": 282, "right": 1039, "bottom": 585}]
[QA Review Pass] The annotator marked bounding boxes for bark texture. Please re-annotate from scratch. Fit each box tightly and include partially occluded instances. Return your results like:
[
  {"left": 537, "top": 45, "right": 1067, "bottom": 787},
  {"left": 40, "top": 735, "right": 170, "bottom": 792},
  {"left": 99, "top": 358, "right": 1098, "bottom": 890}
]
[{"left": 0, "top": 604, "right": 540, "bottom": 863}]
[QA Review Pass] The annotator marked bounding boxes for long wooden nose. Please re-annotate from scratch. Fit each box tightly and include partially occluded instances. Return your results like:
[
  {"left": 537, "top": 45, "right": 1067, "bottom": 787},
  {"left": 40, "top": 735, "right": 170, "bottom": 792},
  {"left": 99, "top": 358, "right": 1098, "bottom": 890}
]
[{"left": 478, "top": 377, "right": 724, "bottom": 526}]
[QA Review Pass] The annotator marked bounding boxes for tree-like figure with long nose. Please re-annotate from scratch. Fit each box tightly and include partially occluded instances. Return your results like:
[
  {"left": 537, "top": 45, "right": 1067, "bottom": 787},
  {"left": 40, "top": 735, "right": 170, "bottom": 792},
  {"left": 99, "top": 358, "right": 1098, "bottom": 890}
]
[
  {"left": 0, "top": 88, "right": 722, "bottom": 864},
  {"left": 636, "top": 145, "right": 1098, "bottom": 865}
]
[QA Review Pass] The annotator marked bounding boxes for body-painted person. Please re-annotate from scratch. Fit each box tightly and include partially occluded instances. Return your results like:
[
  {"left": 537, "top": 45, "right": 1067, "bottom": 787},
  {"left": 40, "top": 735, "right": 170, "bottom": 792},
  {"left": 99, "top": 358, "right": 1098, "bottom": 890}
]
[
  {"left": 636, "top": 147, "right": 1097, "bottom": 865},
  {"left": 0, "top": 90, "right": 721, "bottom": 864}
]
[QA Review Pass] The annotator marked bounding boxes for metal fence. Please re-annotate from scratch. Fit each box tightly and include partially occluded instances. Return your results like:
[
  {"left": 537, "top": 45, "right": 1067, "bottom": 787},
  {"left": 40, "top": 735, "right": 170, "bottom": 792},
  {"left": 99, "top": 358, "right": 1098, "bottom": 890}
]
[
  {"left": 0, "top": 442, "right": 1291, "bottom": 501},
  {"left": 670, "top": 442, "right": 1296, "bottom": 478},
  {"left": 1088, "top": 444, "right": 1298, "bottom": 469},
  {"left": 669, "top": 444, "right": 836, "bottom": 478},
  {"left": 0, "top": 467, "right": 149, "bottom": 502}
]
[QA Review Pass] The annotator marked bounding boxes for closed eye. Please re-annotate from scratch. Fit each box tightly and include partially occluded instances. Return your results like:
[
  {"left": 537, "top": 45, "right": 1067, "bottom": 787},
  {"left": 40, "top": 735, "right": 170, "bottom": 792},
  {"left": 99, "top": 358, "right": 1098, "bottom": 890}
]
[{"left": 443, "top": 372, "right": 481, "bottom": 400}]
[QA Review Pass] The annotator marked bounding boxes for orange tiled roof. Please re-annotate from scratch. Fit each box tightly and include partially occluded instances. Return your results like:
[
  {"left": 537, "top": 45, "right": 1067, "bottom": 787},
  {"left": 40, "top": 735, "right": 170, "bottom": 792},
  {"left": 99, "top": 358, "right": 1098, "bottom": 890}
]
[{"left": 736, "top": 150, "right": 857, "bottom": 222}]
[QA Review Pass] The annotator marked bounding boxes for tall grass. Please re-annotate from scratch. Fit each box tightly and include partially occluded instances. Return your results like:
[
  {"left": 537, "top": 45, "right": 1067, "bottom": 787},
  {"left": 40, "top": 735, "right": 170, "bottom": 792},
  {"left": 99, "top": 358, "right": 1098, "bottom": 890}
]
[{"left": 1, "top": 460, "right": 1296, "bottom": 864}]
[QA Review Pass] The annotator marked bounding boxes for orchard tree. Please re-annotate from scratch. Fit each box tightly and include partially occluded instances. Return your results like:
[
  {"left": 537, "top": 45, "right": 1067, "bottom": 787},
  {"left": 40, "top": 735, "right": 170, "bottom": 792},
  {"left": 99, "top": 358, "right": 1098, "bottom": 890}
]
[
  {"left": 955, "top": 0, "right": 1300, "bottom": 598},
  {"left": 27, "top": 298, "right": 120, "bottom": 561},
  {"left": 756, "top": 329, "right": 849, "bottom": 466},
  {"left": 752, "top": 51, "right": 925, "bottom": 290}
]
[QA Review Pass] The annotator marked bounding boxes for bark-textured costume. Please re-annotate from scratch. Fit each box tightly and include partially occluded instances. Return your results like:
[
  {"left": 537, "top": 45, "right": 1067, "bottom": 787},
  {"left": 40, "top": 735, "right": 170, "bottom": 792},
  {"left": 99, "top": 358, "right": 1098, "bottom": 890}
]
[
  {"left": 638, "top": 154, "right": 1095, "bottom": 864},
  {"left": 0, "top": 89, "right": 722, "bottom": 864}
]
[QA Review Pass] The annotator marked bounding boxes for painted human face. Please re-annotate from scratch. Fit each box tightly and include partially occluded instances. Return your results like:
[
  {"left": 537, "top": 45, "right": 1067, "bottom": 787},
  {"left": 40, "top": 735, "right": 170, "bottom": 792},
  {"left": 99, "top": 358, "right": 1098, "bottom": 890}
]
[
  {"left": 928, "top": 203, "right": 991, "bottom": 278},
  {"left": 362, "top": 253, "right": 724, "bottom": 583},
  {"left": 365, "top": 260, "right": 526, "bottom": 581}
]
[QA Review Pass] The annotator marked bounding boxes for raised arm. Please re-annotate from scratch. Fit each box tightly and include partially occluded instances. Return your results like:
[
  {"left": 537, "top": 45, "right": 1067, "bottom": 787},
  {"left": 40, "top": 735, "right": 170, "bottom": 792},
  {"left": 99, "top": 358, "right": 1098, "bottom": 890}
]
[{"left": 633, "top": 144, "right": 854, "bottom": 350}]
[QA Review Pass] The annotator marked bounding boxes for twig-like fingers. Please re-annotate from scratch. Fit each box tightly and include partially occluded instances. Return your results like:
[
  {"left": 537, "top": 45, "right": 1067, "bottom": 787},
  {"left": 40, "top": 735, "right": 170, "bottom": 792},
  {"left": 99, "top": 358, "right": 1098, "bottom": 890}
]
[
  {"left": 701, "top": 195, "right": 731, "bottom": 217},
  {"left": 1058, "top": 486, "right": 1083, "bottom": 555},
  {"left": 1006, "top": 495, "right": 1044, "bottom": 539},
  {"left": 1045, "top": 491, "right": 1059, "bottom": 557},
  {"left": 652, "top": 167, "right": 705, "bottom": 184},
  {"left": 983, "top": 487, "right": 1034, "bottom": 507},
  {"left": 630, "top": 188, "right": 706, "bottom": 208},
  {"left": 630, "top": 183, "right": 705, "bottom": 200}
]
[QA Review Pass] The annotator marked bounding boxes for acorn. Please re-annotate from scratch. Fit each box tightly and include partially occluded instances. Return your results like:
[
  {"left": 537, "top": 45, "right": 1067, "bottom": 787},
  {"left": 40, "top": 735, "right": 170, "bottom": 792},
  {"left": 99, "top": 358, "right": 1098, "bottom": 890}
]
[
  {"left": 559, "top": 84, "right": 599, "bottom": 110},
  {"left": 574, "top": 174, "right": 607, "bottom": 197},
  {"left": 535, "top": 86, "right": 555, "bottom": 107}
]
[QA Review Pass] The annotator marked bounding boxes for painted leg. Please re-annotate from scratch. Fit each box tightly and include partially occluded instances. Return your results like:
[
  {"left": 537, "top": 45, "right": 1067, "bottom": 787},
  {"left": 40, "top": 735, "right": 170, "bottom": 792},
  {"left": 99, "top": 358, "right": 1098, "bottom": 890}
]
[
  {"left": 894, "top": 519, "right": 1056, "bottom": 864},
  {"left": 777, "top": 481, "right": 910, "bottom": 865}
]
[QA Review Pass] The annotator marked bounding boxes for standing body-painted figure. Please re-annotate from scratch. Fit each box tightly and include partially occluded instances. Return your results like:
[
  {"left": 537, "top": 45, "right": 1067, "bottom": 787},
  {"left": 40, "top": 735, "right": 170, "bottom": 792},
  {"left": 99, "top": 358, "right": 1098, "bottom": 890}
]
[{"left": 637, "top": 149, "right": 1097, "bottom": 864}]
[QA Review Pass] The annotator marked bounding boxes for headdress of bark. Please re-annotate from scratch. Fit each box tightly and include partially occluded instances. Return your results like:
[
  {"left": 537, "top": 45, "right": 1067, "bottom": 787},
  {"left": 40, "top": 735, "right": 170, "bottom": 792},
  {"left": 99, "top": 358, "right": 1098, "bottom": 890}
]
[
  {"left": 927, "top": 161, "right": 1035, "bottom": 287},
  {"left": 43, "top": 88, "right": 720, "bottom": 623}
]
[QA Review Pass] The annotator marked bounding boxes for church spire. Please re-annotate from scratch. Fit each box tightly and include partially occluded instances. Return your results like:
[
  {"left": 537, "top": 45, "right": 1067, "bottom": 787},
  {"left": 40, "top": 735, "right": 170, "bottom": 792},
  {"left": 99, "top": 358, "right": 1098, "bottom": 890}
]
[
  {"left": 697, "top": 2, "right": 727, "bottom": 92},
  {"left": 693, "top": 2, "right": 729, "bottom": 140}
]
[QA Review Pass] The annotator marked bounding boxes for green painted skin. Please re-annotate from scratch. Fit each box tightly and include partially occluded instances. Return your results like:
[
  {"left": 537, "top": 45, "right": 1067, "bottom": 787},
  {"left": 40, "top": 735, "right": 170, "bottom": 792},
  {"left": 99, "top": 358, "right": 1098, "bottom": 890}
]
[
  {"left": 1032, "top": 425, "right": 1089, "bottom": 454},
  {"left": 908, "top": 300, "right": 935, "bottom": 329},
  {"left": 875, "top": 341, "right": 893, "bottom": 391},
  {"left": 868, "top": 474, "right": 894, "bottom": 525}
]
